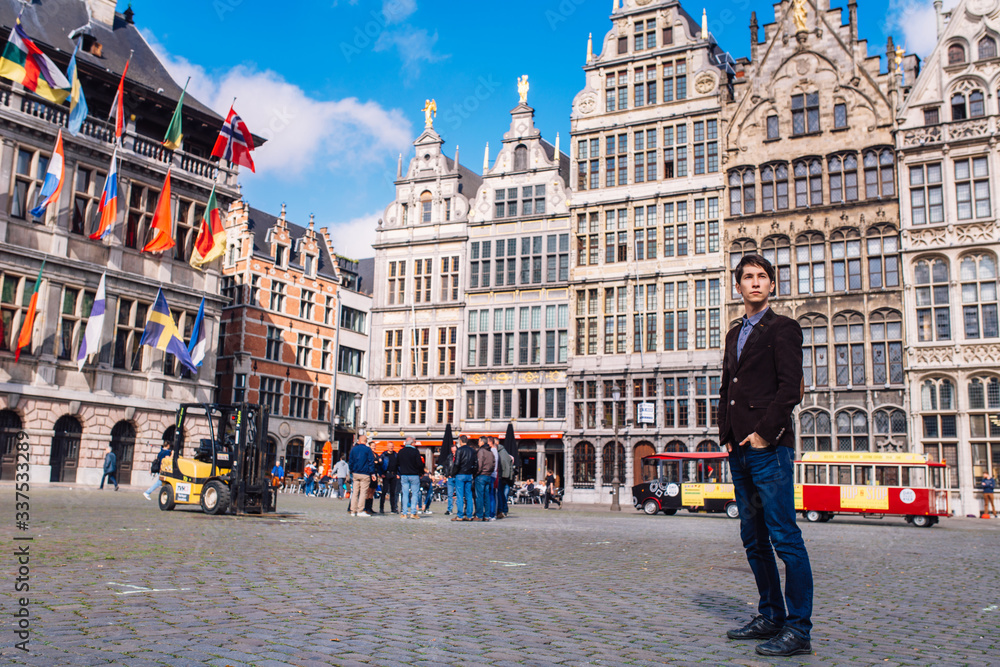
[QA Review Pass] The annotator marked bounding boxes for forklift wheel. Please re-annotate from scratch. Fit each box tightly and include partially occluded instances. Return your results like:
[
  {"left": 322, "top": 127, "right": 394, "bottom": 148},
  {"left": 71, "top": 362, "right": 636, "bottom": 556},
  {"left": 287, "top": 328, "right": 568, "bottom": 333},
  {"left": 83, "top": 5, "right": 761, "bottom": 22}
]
[
  {"left": 158, "top": 484, "right": 175, "bottom": 511},
  {"left": 201, "top": 480, "right": 231, "bottom": 516}
]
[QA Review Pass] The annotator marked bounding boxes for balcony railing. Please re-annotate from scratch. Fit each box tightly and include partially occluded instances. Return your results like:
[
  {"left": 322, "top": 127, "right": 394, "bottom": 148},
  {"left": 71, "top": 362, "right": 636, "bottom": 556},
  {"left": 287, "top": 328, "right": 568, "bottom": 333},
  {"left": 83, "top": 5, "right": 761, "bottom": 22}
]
[
  {"left": 901, "top": 117, "right": 994, "bottom": 148},
  {"left": 0, "top": 84, "right": 235, "bottom": 186}
]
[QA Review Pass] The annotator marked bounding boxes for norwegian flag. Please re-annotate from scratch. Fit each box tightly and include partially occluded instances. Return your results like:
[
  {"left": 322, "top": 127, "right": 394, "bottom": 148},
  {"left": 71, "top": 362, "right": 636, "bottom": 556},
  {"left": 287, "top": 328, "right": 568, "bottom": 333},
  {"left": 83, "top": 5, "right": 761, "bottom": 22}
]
[{"left": 211, "top": 105, "right": 256, "bottom": 172}]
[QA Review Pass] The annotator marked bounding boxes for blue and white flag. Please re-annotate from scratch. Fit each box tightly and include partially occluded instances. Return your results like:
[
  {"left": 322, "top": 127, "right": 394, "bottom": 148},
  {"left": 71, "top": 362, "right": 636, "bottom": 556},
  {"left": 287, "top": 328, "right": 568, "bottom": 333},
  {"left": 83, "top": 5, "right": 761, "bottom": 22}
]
[
  {"left": 139, "top": 288, "right": 197, "bottom": 374},
  {"left": 75, "top": 272, "right": 105, "bottom": 370},
  {"left": 66, "top": 40, "right": 87, "bottom": 136},
  {"left": 187, "top": 297, "right": 206, "bottom": 368}
]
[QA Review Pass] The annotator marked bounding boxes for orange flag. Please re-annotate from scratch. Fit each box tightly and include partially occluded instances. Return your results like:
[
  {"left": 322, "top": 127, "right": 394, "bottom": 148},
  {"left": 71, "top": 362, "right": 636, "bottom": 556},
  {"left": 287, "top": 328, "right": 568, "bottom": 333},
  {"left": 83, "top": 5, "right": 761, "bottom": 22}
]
[
  {"left": 15, "top": 262, "right": 44, "bottom": 362},
  {"left": 141, "top": 168, "right": 175, "bottom": 253}
]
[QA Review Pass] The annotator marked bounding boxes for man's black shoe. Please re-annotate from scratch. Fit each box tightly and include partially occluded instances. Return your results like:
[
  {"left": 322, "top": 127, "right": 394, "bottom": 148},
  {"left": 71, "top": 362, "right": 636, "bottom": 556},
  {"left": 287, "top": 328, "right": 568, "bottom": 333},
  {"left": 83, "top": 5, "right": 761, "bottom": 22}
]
[
  {"left": 726, "top": 615, "right": 781, "bottom": 640},
  {"left": 755, "top": 628, "right": 811, "bottom": 656}
]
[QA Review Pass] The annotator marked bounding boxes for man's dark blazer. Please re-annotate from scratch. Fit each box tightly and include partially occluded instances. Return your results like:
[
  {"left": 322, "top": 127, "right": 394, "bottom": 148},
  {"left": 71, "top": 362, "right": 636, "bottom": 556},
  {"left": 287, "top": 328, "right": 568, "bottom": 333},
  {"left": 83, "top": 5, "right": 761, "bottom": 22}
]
[{"left": 718, "top": 308, "right": 803, "bottom": 449}]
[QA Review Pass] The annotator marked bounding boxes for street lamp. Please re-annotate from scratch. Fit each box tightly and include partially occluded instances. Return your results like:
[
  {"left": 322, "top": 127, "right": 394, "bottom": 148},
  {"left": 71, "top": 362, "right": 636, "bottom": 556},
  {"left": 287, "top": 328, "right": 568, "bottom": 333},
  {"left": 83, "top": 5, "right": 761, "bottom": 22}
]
[
  {"left": 353, "top": 392, "right": 362, "bottom": 429},
  {"left": 611, "top": 384, "right": 621, "bottom": 512}
]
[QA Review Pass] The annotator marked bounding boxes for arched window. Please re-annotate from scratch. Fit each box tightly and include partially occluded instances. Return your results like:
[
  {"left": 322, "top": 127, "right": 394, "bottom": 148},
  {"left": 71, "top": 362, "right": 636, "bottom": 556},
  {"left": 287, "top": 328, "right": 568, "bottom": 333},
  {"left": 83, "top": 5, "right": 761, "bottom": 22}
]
[
  {"left": 921, "top": 378, "right": 959, "bottom": 488},
  {"left": 760, "top": 235, "right": 791, "bottom": 296},
  {"left": 795, "top": 232, "right": 826, "bottom": 295},
  {"left": 574, "top": 442, "right": 595, "bottom": 486},
  {"left": 601, "top": 441, "right": 626, "bottom": 484},
  {"left": 794, "top": 159, "right": 823, "bottom": 207},
  {"left": 800, "top": 314, "right": 829, "bottom": 387},
  {"left": 948, "top": 43, "right": 966, "bottom": 65},
  {"left": 799, "top": 410, "right": 832, "bottom": 451},
  {"left": 662, "top": 440, "right": 686, "bottom": 481},
  {"left": 863, "top": 149, "right": 895, "bottom": 199},
  {"left": 285, "top": 438, "right": 304, "bottom": 475},
  {"left": 969, "top": 90, "right": 986, "bottom": 117},
  {"left": 960, "top": 254, "right": 999, "bottom": 339},
  {"left": 0, "top": 410, "right": 23, "bottom": 480},
  {"left": 836, "top": 409, "right": 869, "bottom": 451},
  {"left": 729, "top": 239, "right": 757, "bottom": 298},
  {"left": 833, "top": 312, "right": 866, "bottom": 386},
  {"left": 867, "top": 225, "right": 900, "bottom": 289},
  {"left": 110, "top": 420, "right": 136, "bottom": 485},
  {"left": 969, "top": 376, "right": 1000, "bottom": 486},
  {"left": 728, "top": 168, "right": 755, "bottom": 215},
  {"left": 870, "top": 309, "right": 903, "bottom": 384},
  {"left": 419, "top": 191, "right": 432, "bottom": 223},
  {"left": 634, "top": 441, "right": 656, "bottom": 485},
  {"left": 873, "top": 407, "right": 907, "bottom": 450},
  {"left": 828, "top": 153, "right": 858, "bottom": 203},
  {"left": 914, "top": 258, "right": 952, "bottom": 341},
  {"left": 979, "top": 36, "right": 996, "bottom": 60},
  {"left": 695, "top": 440, "right": 716, "bottom": 452},
  {"left": 514, "top": 144, "right": 528, "bottom": 171},
  {"left": 952, "top": 92, "right": 967, "bottom": 121},
  {"left": 831, "top": 228, "right": 862, "bottom": 291},
  {"left": 50, "top": 415, "right": 82, "bottom": 483},
  {"left": 760, "top": 163, "right": 789, "bottom": 212}
]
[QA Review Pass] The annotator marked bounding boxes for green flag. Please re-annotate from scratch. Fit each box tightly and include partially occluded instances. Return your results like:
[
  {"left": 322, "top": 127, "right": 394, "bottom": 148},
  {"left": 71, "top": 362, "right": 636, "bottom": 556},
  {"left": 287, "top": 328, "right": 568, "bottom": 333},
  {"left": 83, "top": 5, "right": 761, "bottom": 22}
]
[{"left": 162, "top": 78, "right": 188, "bottom": 150}]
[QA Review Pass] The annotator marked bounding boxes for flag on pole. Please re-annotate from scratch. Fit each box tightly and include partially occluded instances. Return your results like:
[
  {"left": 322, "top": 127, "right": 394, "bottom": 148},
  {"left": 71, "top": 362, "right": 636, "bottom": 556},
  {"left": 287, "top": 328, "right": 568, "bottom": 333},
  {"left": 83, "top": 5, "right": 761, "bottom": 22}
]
[
  {"left": 89, "top": 147, "right": 119, "bottom": 241},
  {"left": 162, "top": 79, "right": 188, "bottom": 150},
  {"left": 211, "top": 105, "right": 256, "bottom": 172},
  {"left": 189, "top": 185, "right": 225, "bottom": 269},
  {"left": 76, "top": 272, "right": 106, "bottom": 370},
  {"left": 141, "top": 167, "right": 175, "bottom": 253},
  {"left": 109, "top": 56, "right": 130, "bottom": 142},
  {"left": 0, "top": 20, "right": 70, "bottom": 104},
  {"left": 187, "top": 297, "right": 206, "bottom": 368},
  {"left": 139, "top": 288, "right": 197, "bottom": 374},
  {"left": 66, "top": 40, "right": 88, "bottom": 136},
  {"left": 14, "top": 262, "right": 45, "bottom": 362},
  {"left": 29, "top": 129, "right": 64, "bottom": 218}
]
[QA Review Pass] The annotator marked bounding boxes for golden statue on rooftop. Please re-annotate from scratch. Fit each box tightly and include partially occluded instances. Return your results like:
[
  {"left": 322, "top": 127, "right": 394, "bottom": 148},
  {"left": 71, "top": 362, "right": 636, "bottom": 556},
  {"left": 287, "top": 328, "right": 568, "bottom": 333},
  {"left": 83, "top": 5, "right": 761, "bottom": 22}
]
[
  {"left": 517, "top": 75, "right": 529, "bottom": 105},
  {"left": 792, "top": 0, "right": 807, "bottom": 32},
  {"left": 423, "top": 99, "right": 437, "bottom": 129}
]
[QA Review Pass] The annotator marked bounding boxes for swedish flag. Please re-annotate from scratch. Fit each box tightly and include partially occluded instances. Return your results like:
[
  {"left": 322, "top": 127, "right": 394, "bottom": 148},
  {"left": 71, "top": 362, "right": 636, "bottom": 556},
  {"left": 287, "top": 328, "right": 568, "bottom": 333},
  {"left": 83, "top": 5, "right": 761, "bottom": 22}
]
[{"left": 140, "top": 288, "right": 197, "bottom": 373}]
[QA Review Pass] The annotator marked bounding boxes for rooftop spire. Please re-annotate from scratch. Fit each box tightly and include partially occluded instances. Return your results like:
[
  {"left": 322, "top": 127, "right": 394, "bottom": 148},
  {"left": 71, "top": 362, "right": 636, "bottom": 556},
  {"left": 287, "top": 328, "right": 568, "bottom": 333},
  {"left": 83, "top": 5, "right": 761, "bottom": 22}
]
[
  {"left": 483, "top": 142, "right": 490, "bottom": 175},
  {"left": 701, "top": 9, "right": 708, "bottom": 40},
  {"left": 587, "top": 33, "right": 593, "bottom": 63}
]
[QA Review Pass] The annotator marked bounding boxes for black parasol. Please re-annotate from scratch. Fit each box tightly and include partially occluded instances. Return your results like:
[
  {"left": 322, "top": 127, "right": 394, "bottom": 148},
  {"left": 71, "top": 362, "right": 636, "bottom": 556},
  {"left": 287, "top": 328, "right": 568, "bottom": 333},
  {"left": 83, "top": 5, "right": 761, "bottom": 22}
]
[
  {"left": 438, "top": 423, "right": 454, "bottom": 468},
  {"left": 504, "top": 422, "right": 520, "bottom": 470}
]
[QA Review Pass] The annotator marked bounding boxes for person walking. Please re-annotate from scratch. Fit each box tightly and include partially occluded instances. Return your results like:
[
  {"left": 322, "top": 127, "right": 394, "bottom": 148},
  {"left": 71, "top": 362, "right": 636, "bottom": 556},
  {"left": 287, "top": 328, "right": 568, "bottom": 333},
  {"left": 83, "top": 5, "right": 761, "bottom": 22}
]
[
  {"left": 474, "top": 438, "right": 495, "bottom": 521},
  {"left": 496, "top": 440, "right": 514, "bottom": 518},
  {"left": 347, "top": 435, "right": 376, "bottom": 517},
  {"left": 452, "top": 435, "right": 476, "bottom": 521},
  {"left": 379, "top": 443, "right": 400, "bottom": 514},
  {"left": 719, "top": 253, "right": 812, "bottom": 657},
  {"left": 983, "top": 469, "right": 996, "bottom": 518},
  {"left": 543, "top": 469, "right": 561, "bottom": 509},
  {"left": 100, "top": 444, "right": 119, "bottom": 491},
  {"left": 419, "top": 471, "right": 433, "bottom": 514},
  {"left": 302, "top": 460, "right": 317, "bottom": 496},
  {"left": 397, "top": 437, "right": 424, "bottom": 519},
  {"left": 332, "top": 455, "right": 349, "bottom": 499},
  {"left": 442, "top": 441, "right": 458, "bottom": 515},
  {"left": 143, "top": 439, "right": 172, "bottom": 500}
]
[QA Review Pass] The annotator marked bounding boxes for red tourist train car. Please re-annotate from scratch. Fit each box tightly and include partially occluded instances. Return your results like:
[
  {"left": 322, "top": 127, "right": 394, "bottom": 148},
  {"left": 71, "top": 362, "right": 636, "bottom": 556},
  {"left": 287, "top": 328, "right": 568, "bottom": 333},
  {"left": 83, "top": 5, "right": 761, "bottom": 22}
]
[{"left": 795, "top": 452, "right": 950, "bottom": 527}]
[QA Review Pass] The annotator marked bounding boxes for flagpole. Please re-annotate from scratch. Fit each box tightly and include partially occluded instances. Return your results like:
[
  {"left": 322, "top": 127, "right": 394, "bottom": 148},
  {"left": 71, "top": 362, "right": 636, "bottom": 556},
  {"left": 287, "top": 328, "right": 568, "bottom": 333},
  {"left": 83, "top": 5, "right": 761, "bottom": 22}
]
[{"left": 106, "top": 50, "right": 133, "bottom": 145}]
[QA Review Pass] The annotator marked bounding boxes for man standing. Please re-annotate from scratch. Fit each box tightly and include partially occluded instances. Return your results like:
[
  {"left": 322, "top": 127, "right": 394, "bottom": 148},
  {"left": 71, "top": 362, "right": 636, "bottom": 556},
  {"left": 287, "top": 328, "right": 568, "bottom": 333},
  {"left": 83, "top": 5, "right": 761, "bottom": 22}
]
[
  {"left": 983, "top": 469, "right": 996, "bottom": 518},
  {"left": 442, "top": 441, "right": 458, "bottom": 515},
  {"left": 452, "top": 435, "right": 476, "bottom": 521},
  {"left": 496, "top": 440, "right": 514, "bottom": 518},
  {"left": 474, "top": 438, "right": 495, "bottom": 521},
  {"left": 332, "top": 455, "right": 349, "bottom": 499},
  {"left": 379, "top": 443, "right": 400, "bottom": 514},
  {"left": 100, "top": 444, "right": 118, "bottom": 491},
  {"left": 719, "top": 254, "right": 812, "bottom": 657},
  {"left": 347, "top": 435, "right": 376, "bottom": 517},
  {"left": 397, "top": 436, "right": 424, "bottom": 519},
  {"left": 143, "top": 439, "right": 171, "bottom": 500}
]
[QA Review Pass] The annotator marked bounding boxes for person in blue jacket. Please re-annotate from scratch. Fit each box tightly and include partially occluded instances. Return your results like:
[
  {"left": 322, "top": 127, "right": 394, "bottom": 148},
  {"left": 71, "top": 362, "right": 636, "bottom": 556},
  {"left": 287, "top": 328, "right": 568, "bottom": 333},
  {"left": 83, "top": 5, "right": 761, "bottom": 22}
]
[{"left": 347, "top": 435, "right": 376, "bottom": 517}]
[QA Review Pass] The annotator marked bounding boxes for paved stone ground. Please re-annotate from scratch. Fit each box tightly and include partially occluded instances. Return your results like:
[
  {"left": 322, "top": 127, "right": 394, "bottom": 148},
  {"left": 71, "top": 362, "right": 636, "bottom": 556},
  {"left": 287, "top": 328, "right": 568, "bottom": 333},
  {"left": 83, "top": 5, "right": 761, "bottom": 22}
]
[{"left": 0, "top": 486, "right": 997, "bottom": 666}]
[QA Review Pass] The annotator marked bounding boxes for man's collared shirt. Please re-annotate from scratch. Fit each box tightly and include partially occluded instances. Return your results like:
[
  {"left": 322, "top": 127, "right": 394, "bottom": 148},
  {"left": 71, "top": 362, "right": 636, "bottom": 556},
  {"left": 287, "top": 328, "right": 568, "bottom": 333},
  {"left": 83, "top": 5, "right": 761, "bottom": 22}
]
[{"left": 737, "top": 307, "right": 769, "bottom": 361}]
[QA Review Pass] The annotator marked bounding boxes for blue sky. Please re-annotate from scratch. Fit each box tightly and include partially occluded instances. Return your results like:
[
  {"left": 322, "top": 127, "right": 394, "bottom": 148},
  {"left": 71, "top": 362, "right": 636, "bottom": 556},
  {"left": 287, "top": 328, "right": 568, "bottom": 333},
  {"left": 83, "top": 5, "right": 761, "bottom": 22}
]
[{"left": 130, "top": 0, "right": 941, "bottom": 259}]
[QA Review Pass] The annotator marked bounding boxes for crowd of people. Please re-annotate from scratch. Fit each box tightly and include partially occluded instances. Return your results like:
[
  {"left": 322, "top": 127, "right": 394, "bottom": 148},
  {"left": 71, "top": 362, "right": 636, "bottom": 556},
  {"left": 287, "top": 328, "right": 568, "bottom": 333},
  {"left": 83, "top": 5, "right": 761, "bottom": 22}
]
[{"left": 269, "top": 434, "right": 563, "bottom": 519}]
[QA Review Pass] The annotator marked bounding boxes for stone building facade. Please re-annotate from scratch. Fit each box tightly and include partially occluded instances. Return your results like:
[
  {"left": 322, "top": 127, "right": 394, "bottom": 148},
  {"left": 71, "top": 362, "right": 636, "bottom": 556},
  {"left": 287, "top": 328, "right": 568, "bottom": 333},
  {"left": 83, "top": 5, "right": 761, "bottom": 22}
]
[
  {"left": 0, "top": 0, "right": 237, "bottom": 485},
  {"left": 217, "top": 202, "right": 354, "bottom": 474},
  {"left": 723, "top": 0, "right": 915, "bottom": 463},
  {"left": 565, "top": 0, "right": 729, "bottom": 503},
  {"left": 896, "top": 0, "right": 1000, "bottom": 515},
  {"left": 367, "top": 122, "right": 481, "bottom": 463},
  {"left": 461, "top": 97, "right": 571, "bottom": 481}
]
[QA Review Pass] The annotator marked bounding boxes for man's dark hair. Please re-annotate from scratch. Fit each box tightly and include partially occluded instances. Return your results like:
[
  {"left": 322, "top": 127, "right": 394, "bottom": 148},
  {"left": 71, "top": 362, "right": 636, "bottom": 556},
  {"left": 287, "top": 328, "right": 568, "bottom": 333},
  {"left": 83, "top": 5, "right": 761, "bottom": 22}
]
[
  {"left": 459, "top": 434, "right": 468, "bottom": 444},
  {"left": 733, "top": 253, "right": 776, "bottom": 285}
]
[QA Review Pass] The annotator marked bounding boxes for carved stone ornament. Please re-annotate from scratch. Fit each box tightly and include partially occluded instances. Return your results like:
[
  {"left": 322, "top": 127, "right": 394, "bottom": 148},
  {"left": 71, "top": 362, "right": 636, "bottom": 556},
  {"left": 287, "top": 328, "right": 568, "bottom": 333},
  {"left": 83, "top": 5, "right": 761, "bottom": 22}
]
[
  {"left": 907, "top": 227, "right": 949, "bottom": 248},
  {"left": 471, "top": 374, "right": 487, "bottom": 385},
  {"left": 915, "top": 346, "right": 955, "bottom": 365},
  {"left": 522, "top": 371, "right": 539, "bottom": 383},
  {"left": 382, "top": 386, "right": 401, "bottom": 398},
  {"left": 967, "top": 0, "right": 998, "bottom": 14},
  {"left": 435, "top": 384, "right": 456, "bottom": 397},
  {"left": 950, "top": 119, "right": 989, "bottom": 139},
  {"left": 410, "top": 386, "right": 427, "bottom": 398},
  {"left": 694, "top": 73, "right": 716, "bottom": 94},
  {"left": 495, "top": 373, "right": 512, "bottom": 384},
  {"left": 955, "top": 222, "right": 997, "bottom": 244},
  {"left": 964, "top": 343, "right": 1000, "bottom": 363},
  {"left": 578, "top": 93, "right": 597, "bottom": 115}
]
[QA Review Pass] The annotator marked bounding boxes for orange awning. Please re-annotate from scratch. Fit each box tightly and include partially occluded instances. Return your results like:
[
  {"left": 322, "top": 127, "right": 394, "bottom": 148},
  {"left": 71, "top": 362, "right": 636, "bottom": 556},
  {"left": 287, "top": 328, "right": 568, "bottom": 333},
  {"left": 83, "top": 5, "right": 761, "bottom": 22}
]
[
  {"left": 459, "top": 431, "right": 563, "bottom": 440},
  {"left": 370, "top": 440, "right": 442, "bottom": 454}
]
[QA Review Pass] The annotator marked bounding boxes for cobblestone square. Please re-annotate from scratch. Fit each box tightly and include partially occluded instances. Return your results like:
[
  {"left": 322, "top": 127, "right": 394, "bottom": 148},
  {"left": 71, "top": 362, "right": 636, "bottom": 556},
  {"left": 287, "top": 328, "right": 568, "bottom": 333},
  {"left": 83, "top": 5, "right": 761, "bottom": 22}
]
[{"left": 1, "top": 488, "right": 997, "bottom": 666}]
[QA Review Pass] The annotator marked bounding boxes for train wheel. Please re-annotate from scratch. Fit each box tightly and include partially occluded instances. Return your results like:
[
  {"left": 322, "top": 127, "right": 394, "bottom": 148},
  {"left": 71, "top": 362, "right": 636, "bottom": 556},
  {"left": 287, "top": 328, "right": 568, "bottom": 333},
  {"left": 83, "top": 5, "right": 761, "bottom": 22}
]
[
  {"left": 725, "top": 502, "right": 740, "bottom": 519},
  {"left": 642, "top": 500, "right": 660, "bottom": 515},
  {"left": 805, "top": 510, "right": 823, "bottom": 523},
  {"left": 911, "top": 515, "right": 932, "bottom": 528}
]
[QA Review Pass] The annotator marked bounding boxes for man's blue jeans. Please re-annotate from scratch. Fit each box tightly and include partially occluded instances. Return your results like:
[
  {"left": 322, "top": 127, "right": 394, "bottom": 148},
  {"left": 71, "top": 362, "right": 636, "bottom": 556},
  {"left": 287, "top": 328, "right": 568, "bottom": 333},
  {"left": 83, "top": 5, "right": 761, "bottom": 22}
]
[
  {"left": 446, "top": 477, "right": 456, "bottom": 513},
  {"left": 729, "top": 444, "right": 813, "bottom": 640},
  {"left": 474, "top": 475, "right": 492, "bottom": 519},
  {"left": 486, "top": 476, "right": 497, "bottom": 518},
  {"left": 455, "top": 474, "right": 473, "bottom": 518},
  {"left": 498, "top": 480, "right": 509, "bottom": 515},
  {"left": 400, "top": 475, "right": 420, "bottom": 515}
]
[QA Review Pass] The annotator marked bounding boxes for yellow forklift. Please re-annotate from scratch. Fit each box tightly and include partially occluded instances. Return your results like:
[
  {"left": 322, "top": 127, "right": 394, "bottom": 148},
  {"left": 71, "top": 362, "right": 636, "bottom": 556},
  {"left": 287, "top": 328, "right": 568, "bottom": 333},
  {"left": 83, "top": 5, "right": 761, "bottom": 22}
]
[{"left": 157, "top": 403, "right": 277, "bottom": 515}]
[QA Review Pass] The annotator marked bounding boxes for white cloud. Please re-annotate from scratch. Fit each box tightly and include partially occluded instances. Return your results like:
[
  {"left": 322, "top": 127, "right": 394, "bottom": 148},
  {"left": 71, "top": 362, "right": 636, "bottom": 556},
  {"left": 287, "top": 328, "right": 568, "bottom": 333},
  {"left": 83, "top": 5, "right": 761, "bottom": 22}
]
[
  {"left": 374, "top": 27, "right": 447, "bottom": 76},
  {"left": 886, "top": 0, "right": 959, "bottom": 57},
  {"left": 382, "top": 0, "right": 417, "bottom": 24},
  {"left": 325, "top": 211, "right": 380, "bottom": 260},
  {"left": 140, "top": 31, "right": 413, "bottom": 178}
]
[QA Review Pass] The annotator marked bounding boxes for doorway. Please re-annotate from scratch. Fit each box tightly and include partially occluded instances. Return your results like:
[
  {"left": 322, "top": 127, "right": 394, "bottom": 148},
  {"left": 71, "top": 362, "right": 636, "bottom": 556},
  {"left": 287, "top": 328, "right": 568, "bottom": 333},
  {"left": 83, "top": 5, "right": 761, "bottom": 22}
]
[
  {"left": 110, "top": 421, "right": 135, "bottom": 485},
  {"left": 50, "top": 415, "right": 81, "bottom": 483},
  {"left": 0, "top": 410, "right": 21, "bottom": 480}
]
